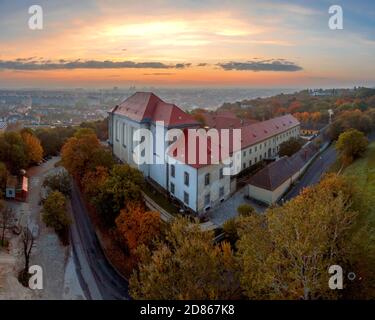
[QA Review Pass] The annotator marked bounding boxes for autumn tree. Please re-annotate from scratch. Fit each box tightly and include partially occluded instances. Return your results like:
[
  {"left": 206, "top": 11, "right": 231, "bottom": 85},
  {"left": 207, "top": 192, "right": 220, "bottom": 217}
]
[
  {"left": 115, "top": 201, "right": 160, "bottom": 254},
  {"left": 94, "top": 164, "right": 144, "bottom": 226},
  {"left": 336, "top": 129, "right": 368, "bottom": 166},
  {"left": 236, "top": 174, "right": 371, "bottom": 300},
  {"left": 61, "top": 130, "right": 101, "bottom": 179},
  {"left": 81, "top": 166, "right": 109, "bottom": 201},
  {"left": 21, "top": 131, "right": 43, "bottom": 164},
  {"left": 0, "top": 132, "right": 28, "bottom": 173},
  {"left": 279, "top": 137, "right": 304, "bottom": 157},
  {"left": 329, "top": 109, "right": 372, "bottom": 140},
  {"left": 130, "top": 217, "right": 240, "bottom": 300},
  {"left": 42, "top": 191, "right": 71, "bottom": 244}
]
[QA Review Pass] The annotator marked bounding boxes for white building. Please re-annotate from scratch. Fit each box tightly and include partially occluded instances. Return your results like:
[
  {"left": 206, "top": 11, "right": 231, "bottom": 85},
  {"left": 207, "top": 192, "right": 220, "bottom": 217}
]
[{"left": 109, "top": 92, "right": 300, "bottom": 214}]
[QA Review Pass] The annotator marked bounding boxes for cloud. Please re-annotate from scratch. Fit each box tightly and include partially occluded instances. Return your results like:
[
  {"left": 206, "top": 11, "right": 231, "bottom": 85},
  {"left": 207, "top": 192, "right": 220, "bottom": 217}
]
[
  {"left": 217, "top": 59, "right": 303, "bottom": 72},
  {"left": 0, "top": 59, "right": 192, "bottom": 70},
  {"left": 197, "top": 63, "right": 208, "bottom": 67}
]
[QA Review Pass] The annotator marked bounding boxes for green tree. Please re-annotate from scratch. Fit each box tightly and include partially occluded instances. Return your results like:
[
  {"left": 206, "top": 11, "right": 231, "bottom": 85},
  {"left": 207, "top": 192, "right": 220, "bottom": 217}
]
[
  {"left": 336, "top": 129, "right": 368, "bottom": 166},
  {"left": 94, "top": 164, "right": 144, "bottom": 226},
  {"left": 0, "top": 132, "right": 28, "bottom": 173},
  {"left": 42, "top": 191, "right": 71, "bottom": 238},
  {"left": 279, "top": 137, "right": 304, "bottom": 157},
  {"left": 130, "top": 217, "right": 240, "bottom": 299},
  {"left": 43, "top": 171, "right": 72, "bottom": 197}
]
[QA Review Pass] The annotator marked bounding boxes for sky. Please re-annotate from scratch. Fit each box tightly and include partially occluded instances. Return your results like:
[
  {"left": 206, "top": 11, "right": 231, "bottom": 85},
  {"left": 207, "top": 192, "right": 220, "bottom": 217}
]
[{"left": 0, "top": 0, "right": 375, "bottom": 88}]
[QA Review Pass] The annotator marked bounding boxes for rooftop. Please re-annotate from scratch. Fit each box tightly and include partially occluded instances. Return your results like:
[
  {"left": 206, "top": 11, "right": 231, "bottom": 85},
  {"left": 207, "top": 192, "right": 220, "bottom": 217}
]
[
  {"left": 248, "top": 142, "right": 319, "bottom": 191},
  {"left": 111, "top": 92, "right": 199, "bottom": 128}
]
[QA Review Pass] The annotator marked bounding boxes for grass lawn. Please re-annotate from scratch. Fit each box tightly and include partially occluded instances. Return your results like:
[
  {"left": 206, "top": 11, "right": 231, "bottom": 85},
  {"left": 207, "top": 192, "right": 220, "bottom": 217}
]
[{"left": 343, "top": 141, "right": 375, "bottom": 226}]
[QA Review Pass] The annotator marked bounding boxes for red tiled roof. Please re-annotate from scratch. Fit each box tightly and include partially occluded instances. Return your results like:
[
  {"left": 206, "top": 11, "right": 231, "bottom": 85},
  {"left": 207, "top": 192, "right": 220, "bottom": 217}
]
[
  {"left": 200, "top": 112, "right": 257, "bottom": 129},
  {"left": 169, "top": 114, "right": 300, "bottom": 169},
  {"left": 240, "top": 114, "right": 300, "bottom": 149},
  {"left": 111, "top": 92, "right": 199, "bottom": 127}
]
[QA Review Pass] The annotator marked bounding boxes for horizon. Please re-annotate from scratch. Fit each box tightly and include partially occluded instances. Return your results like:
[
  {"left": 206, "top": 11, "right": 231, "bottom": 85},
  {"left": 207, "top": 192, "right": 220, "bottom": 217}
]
[{"left": 1, "top": 0, "right": 375, "bottom": 88}]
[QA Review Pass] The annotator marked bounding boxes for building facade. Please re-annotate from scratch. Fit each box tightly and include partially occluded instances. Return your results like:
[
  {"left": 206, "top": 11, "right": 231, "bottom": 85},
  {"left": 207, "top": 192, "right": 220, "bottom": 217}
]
[{"left": 109, "top": 92, "right": 300, "bottom": 214}]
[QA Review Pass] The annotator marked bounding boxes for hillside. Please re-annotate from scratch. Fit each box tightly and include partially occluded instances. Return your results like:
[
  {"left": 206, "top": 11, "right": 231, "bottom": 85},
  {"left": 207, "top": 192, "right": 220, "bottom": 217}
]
[{"left": 344, "top": 141, "right": 375, "bottom": 226}]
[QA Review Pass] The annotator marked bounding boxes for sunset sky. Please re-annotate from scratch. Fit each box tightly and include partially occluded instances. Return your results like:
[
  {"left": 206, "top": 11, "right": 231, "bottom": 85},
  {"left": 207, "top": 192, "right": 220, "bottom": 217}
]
[{"left": 1, "top": 0, "right": 375, "bottom": 88}]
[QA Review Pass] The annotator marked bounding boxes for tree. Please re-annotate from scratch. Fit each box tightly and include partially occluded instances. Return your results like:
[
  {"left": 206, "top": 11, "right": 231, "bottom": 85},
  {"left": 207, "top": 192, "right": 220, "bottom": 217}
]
[
  {"left": 0, "top": 200, "right": 14, "bottom": 246},
  {"left": 0, "top": 162, "right": 8, "bottom": 197},
  {"left": 130, "top": 217, "right": 240, "bottom": 300},
  {"left": 236, "top": 174, "right": 367, "bottom": 300},
  {"left": 94, "top": 164, "right": 144, "bottom": 226},
  {"left": 43, "top": 170, "right": 72, "bottom": 197},
  {"left": 61, "top": 131, "right": 101, "bottom": 179},
  {"left": 279, "top": 137, "right": 304, "bottom": 157},
  {"left": 329, "top": 109, "right": 372, "bottom": 140},
  {"left": 21, "top": 131, "right": 43, "bottom": 164},
  {"left": 81, "top": 166, "right": 109, "bottom": 201},
  {"left": 336, "top": 129, "right": 368, "bottom": 166},
  {"left": 237, "top": 204, "right": 255, "bottom": 217},
  {"left": 42, "top": 191, "right": 71, "bottom": 243},
  {"left": 19, "top": 226, "right": 35, "bottom": 287},
  {"left": 0, "top": 132, "right": 28, "bottom": 173},
  {"left": 223, "top": 218, "right": 239, "bottom": 245},
  {"left": 115, "top": 201, "right": 160, "bottom": 254}
]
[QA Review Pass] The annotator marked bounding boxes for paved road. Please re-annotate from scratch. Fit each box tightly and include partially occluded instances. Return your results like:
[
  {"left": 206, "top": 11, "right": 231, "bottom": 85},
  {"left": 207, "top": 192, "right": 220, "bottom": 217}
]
[
  {"left": 69, "top": 182, "right": 130, "bottom": 300},
  {"left": 283, "top": 143, "right": 337, "bottom": 201}
]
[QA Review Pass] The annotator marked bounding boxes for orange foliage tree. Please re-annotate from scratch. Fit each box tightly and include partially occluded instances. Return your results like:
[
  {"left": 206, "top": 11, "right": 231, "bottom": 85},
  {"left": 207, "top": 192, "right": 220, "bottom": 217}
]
[
  {"left": 81, "top": 166, "right": 109, "bottom": 201},
  {"left": 115, "top": 202, "right": 161, "bottom": 254},
  {"left": 61, "top": 130, "right": 101, "bottom": 179},
  {"left": 21, "top": 132, "right": 43, "bottom": 164}
]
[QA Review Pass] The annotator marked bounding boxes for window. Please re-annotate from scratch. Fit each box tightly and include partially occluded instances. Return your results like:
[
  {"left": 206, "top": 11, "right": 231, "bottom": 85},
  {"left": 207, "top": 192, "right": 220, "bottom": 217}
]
[
  {"left": 243, "top": 151, "right": 246, "bottom": 157},
  {"left": 249, "top": 148, "right": 252, "bottom": 154},
  {"left": 204, "top": 173, "right": 210, "bottom": 186},
  {"left": 219, "top": 186, "right": 224, "bottom": 198},
  {"left": 249, "top": 160, "right": 252, "bottom": 166},
  {"left": 115, "top": 120, "right": 119, "bottom": 141},
  {"left": 243, "top": 163, "right": 246, "bottom": 169},
  {"left": 130, "top": 127, "right": 135, "bottom": 151},
  {"left": 171, "top": 165, "right": 175, "bottom": 178},
  {"left": 170, "top": 183, "right": 175, "bottom": 194},
  {"left": 204, "top": 193, "right": 210, "bottom": 206},
  {"left": 184, "top": 191, "right": 189, "bottom": 204},
  {"left": 219, "top": 168, "right": 224, "bottom": 179},
  {"left": 260, "top": 155, "right": 262, "bottom": 160},
  {"left": 255, "top": 146, "right": 257, "bottom": 152},
  {"left": 122, "top": 123, "right": 126, "bottom": 147},
  {"left": 184, "top": 172, "right": 189, "bottom": 186},
  {"left": 264, "top": 152, "right": 267, "bottom": 158},
  {"left": 255, "top": 157, "right": 257, "bottom": 162}
]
